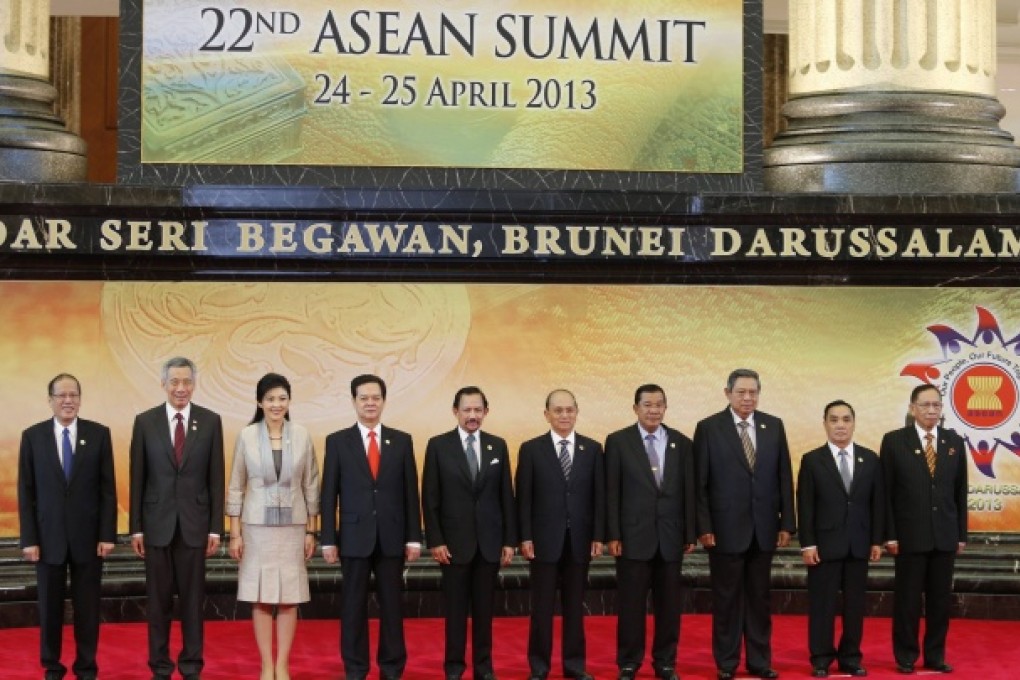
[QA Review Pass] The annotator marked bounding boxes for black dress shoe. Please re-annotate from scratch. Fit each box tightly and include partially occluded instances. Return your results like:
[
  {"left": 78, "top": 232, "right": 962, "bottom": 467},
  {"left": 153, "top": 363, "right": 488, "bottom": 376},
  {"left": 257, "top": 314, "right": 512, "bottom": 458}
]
[
  {"left": 618, "top": 669, "right": 637, "bottom": 680},
  {"left": 924, "top": 663, "right": 953, "bottom": 673},
  {"left": 896, "top": 663, "right": 915, "bottom": 674},
  {"left": 717, "top": 672, "right": 735, "bottom": 680},
  {"left": 445, "top": 676, "right": 462, "bottom": 680},
  {"left": 838, "top": 664, "right": 868, "bottom": 677},
  {"left": 812, "top": 669, "right": 829, "bottom": 678},
  {"left": 656, "top": 667, "right": 680, "bottom": 680},
  {"left": 568, "top": 674, "right": 594, "bottom": 680},
  {"left": 749, "top": 669, "right": 779, "bottom": 679},
  {"left": 478, "top": 675, "right": 498, "bottom": 680}
]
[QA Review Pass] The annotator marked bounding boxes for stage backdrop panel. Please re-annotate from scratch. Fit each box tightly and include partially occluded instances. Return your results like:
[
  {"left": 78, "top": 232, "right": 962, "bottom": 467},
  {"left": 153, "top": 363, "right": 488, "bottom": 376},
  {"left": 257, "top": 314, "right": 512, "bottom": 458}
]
[
  {"left": 2, "top": 282, "right": 1017, "bottom": 536},
  {"left": 118, "top": 0, "right": 762, "bottom": 190}
]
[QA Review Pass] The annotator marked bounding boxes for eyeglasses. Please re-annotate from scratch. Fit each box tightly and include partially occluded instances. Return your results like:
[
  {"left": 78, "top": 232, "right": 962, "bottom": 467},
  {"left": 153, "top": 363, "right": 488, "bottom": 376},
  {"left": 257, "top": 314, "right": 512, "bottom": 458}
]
[
  {"left": 913, "top": 401, "right": 943, "bottom": 409},
  {"left": 50, "top": 392, "right": 80, "bottom": 401}
]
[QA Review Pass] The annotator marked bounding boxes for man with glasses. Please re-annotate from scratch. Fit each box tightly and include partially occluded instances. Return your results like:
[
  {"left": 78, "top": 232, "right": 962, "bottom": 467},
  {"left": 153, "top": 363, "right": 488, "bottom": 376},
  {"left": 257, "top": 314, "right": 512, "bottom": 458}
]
[
  {"left": 880, "top": 384, "right": 968, "bottom": 675},
  {"left": 129, "top": 356, "right": 225, "bottom": 680},
  {"left": 18, "top": 374, "right": 117, "bottom": 680}
]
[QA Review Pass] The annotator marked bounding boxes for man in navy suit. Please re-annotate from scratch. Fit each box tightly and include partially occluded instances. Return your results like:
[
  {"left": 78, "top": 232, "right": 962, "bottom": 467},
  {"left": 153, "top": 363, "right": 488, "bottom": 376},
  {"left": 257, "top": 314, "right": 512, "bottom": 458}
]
[
  {"left": 880, "top": 384, "right": 967, "bottom": 675},
  {"left": 422, "top": 386, "right": 517, "bottom": 680},
  {"left": 605, "top": 384, "right": 695, "bottom": 680},
  {"left": 797, "top": 400, "right": 883, "bottom": 677},
  {"left": 320, "top": 374, "right": 422, "bottom": 680},
  {"left": 18, "top": 373, "right": 117, "bottom": 680},
  {"left": 516, "top": 389, "right": 605, "bottom": 680},
  {"left": 694, "top": 368, "right": 795, "bottom": 680},
  {"left": 129, "top": 356, "right": 225, "bottom": 680}
]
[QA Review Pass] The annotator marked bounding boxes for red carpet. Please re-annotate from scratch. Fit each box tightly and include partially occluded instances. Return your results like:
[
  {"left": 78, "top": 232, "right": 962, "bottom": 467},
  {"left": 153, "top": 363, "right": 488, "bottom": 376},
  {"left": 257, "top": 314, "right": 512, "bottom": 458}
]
[{"left": 1, "top": 615, "right": 1016, "bottom": 679}]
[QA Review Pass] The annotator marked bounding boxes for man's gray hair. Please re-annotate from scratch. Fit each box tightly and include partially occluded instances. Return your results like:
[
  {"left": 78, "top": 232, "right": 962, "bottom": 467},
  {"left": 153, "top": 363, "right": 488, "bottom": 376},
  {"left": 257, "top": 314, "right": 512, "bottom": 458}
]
[{"left": 161, "top": 356, "right": 197, "bottom": 383}]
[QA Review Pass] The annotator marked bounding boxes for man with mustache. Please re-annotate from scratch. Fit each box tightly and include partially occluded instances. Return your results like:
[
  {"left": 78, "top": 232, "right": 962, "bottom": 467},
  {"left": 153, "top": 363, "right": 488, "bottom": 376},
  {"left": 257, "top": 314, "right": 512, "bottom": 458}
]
[{"left": 422, "top": 386, "right": 517, "bottom": 680}]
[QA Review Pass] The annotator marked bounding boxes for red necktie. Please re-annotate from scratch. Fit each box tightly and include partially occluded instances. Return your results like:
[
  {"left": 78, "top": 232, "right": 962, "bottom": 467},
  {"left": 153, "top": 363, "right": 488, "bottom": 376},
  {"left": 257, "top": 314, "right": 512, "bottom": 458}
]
[
  {"left": 367, "top": 430, "right": 380, "bottom": 480},
  {"left": 174, "top": 413, "right": 185, "bottom": 467}
]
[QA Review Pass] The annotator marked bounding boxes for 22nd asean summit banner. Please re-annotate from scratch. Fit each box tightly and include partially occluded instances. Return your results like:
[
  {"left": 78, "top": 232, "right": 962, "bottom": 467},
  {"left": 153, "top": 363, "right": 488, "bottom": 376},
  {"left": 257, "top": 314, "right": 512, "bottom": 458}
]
[
  {"left": 139, "top": 0, "right": 743, "bottom": 171},
  {"left": 1, "top": 282, "right": 1019, "bottom": 537}
]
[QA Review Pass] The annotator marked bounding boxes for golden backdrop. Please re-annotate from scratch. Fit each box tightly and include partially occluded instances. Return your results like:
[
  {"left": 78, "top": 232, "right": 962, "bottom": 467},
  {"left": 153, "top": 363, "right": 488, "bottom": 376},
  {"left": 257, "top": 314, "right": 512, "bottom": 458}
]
[{"left": 2, "top": 282, "right": 1018, "bottom": 536}]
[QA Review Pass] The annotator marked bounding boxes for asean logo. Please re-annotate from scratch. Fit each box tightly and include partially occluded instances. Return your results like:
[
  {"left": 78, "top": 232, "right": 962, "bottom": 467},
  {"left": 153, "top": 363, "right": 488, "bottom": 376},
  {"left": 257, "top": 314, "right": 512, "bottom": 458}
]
[{"left": 901, "top": 306, "right": 1020, "bottom": 478}]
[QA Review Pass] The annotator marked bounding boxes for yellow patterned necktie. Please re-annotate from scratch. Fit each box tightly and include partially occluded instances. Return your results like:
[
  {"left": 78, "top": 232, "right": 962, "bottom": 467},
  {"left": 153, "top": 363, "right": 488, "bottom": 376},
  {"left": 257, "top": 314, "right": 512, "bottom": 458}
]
[
  {"left": 924, "top": 433, "right": 937, "bottom": 476},
  {"left": 738, "top": 421, "right": 756, "bottom": 468}
]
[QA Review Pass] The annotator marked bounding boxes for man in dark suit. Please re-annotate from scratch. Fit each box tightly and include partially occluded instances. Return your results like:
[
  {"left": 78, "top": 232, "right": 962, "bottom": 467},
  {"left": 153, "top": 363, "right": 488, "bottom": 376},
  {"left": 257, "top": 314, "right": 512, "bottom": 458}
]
[
  {"left": 694, "top": 368, "right": 795, "bottom": 680},
  {"left": 880, "top": 384, "right": 967, "bottom": 674},
  {"left": 320, "top": 374, "right": 422, "bottom": 680},
  {"left": 516, "top": 389, "right": 605, "bottom": 680},
  {"left": 797, "top": 400, "right": 883, "bottom": 678},
  {"left": 605, "top": 384, "right": 695, "bottom": 680},
  {"left": 422, "top": 386, "right": 517, "bottom": 680},
  {"left": 129, "top": 356, "right": 225, "bottom": 680},
  {"left": 18, "top": 373, "right": 117, "bottom": 680}
]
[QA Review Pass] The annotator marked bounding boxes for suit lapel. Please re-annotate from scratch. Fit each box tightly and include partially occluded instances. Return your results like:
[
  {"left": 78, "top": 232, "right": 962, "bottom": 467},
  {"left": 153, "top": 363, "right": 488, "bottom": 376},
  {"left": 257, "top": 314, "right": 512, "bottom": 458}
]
[
  {"left": 449, "top": 430, "right": 474, "bottom": 486},
  {"left": 179, "top": 408, "right": 203, "bottom": 470},
  {"left": 721, "top": 411, "right": 753, "bottom": 474},
  {"left": 41, "top": 424, "right": 67, "bottom": 485},
  {"left": 377, "top": 425, "right": 396, "bottom": 479},
  {"left": 67, "top": 422, "right": 91, "bottom": 486},
  {"left": 630, "top": 427, "right": 659, "bottom": 489},
  {"left": 545, "top": 437, "right": 569, "bottom": 487},
  {"left": 819, "top": 447, "right": 848, "bottom": 495},
  {"left": 346, "top": 426, "right": 373, "bottom": 479},
  {"left": 936, "top": 431, "right": 956, "bottom": 480}
]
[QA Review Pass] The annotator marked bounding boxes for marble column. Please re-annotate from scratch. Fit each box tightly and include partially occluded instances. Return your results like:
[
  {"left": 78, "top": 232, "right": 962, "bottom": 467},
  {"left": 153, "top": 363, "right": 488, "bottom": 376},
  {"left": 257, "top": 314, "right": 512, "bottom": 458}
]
[
  {"left": 764, "top": 0, "right": 1020, "bottom": 192},
  {"left": 0, "top": 0, "right": 86, "bottom": 181}
]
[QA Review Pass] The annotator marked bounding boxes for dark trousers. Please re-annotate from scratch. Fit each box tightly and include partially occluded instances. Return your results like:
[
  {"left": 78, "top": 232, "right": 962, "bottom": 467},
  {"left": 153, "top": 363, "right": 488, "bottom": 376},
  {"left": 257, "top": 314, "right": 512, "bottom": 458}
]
[
  {"left": 806, "top": 556, "right": 868, "bottom": 669},
  {"left": 528, "top": 531, "right": 590, "bottom": 678},
  {"left": 145, "top": 525, "right": 206, "bottom": 678},
  {"left": 708, "top": 541, "right": 774, "bottom": 673},
  {"left": 892, "top": 550, "right": 956, "bottom": 667},
  {"left": 615, "top": 550, "right": 683, "bottom": 673},
  {"left": 340, "top": 543, "right": 407, "bottom": 678},
  {"left": 441, "top": 551, "right": 500, "bottom": 678},
  {"left": 37, "top": 556, "right": 103, "bottom": 677}
]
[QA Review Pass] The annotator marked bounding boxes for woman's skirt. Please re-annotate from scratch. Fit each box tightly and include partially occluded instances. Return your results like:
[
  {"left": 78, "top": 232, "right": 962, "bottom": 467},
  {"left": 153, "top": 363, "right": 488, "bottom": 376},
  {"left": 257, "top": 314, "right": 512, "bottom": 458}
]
[{"left": 237, "top": 522, "right": 310, "bottom": 604}]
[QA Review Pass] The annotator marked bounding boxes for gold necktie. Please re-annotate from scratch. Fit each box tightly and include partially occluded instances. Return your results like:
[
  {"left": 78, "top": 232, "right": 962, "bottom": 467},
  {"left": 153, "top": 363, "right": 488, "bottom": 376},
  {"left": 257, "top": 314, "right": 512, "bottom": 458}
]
[
  {"left": 738, "top": 421, "right": 756, "bottom": 468},
  {"left": 924, "top": 433, "right": 937, "bottom": 476}
]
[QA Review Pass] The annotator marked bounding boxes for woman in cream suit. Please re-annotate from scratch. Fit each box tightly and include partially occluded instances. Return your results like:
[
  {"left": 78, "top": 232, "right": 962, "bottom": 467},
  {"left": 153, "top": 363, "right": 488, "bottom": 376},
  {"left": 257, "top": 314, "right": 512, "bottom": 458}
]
[{"left": 228, "top": 373, "right": 320, "bottom": 680}]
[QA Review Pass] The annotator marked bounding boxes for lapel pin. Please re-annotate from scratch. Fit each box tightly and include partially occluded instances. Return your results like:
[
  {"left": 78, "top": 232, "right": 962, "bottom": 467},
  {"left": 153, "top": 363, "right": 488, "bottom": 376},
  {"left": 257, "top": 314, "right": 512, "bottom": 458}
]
[
  {"left": 578, "top": 444, "right": 585, "bottom": 451},
  {"left": 487, "top": 444, "right": 492, "bottom": 450},
  {"left": 948, "top": 447, "right": 956, "bottom": 456},
  {"left": 670, "top": 442, "right": 676, "bottom": 448},
  {"left": 857, "top": 457, "right": 863, "bottom": 463},
  {"left": 761, "top": 423, "right": 766, "bottom": 429},
  {"left": 914, "top": 449, "right": 921, "bottom": 455},
  {"left": 385, "top": 439, "right": 391, "bottom": 445},
  {"left": 79, "top": 439, "right": 86, "bottom": 445}
]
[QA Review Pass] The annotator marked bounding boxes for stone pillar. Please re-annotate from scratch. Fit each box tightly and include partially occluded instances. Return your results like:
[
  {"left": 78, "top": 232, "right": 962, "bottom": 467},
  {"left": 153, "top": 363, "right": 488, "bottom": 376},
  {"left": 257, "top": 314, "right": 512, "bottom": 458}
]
[
  {"left": 0, "top": 0, "right": 86, "bottom": 181},
  {"left": 764, "top": 0, "right": 1020, "bottom": 192}
]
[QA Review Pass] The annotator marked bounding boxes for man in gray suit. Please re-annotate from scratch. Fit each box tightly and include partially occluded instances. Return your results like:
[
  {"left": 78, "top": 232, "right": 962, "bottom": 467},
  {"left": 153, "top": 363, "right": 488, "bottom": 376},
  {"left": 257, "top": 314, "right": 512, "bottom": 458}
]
[
  {"left": 694, "top": 369, "right": 795, "bottom": 680},
  {"left": 18, "top": 373, "right": 117, "bottom": 680},
  {"left": 129, "top": 357, "right": 225, "bottom": 680}
]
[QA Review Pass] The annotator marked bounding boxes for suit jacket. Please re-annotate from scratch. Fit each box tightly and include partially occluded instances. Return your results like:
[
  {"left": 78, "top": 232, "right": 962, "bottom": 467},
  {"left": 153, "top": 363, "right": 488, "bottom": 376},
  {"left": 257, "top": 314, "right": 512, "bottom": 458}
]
[
  {"left": 422, "top": 429, "right": 517, "bottom": 564},
  {"left": 129, "top": 403, "right": 226, "bottom": 548},
  {"left": 226, "top": 421, "right": 320, "bottom": 525},
  {"left": 797, "top": 443, "right": 884, "bottom": 561},
  {"left": 515, "top": 432, "right": 605, "bottom": 563},
  {"left": 319, "top": 423, "right": 422, "bottom": 558},
  {"left": 880, "top": 425, "right": 968, "bottom": 553},
  {"left": 694, "top": 408, "right": 796, "bottom": 554},
  {"left": 18, "top": 418, "right": 117, "bottom": 565},
  {"left": 605, "top": 423, "right": 695, "bottom": 561}
]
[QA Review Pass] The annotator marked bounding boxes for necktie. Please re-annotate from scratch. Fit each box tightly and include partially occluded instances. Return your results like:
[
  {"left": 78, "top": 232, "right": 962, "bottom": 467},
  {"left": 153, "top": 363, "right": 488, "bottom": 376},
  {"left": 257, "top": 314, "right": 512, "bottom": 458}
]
[
  {"left": 367, "top": 430, "right": 380, "bottom": 480},
  {"left": 644, "top": 433, "right": 661, "bottom": 487},
  {"left": 173, "top": 413, "right": 185, "bottom": 467},
  {"left": 465, "top": 433, "right": 479, "bottom": 481},
  {"left": 558, "top": 439, "right": 572, "bottom": 481},
  {"left": 738, "top": 420, "right": 756, "bottom": 468},
  {"left": 838, "top": 449, "right": 852, "bottom": 492},
  {"left": 61, "top": 427, "right": 73, "bottom": 481},
  {"left": 924, "top": 433, "right": 937, "bottom": 476}
]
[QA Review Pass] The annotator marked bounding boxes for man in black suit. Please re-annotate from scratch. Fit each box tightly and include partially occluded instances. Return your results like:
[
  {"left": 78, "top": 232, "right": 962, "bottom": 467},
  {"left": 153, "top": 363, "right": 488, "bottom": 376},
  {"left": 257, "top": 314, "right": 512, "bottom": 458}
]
[
  {"left": 320, "top": 374, "right": 422, "bottom": 680},
  {"left": 516, "top": 389, "right": 605, "bottom": 680},
  {"left": 422, "top": 386, "right": 517, "bottom": 680},
  {"left": 694, "top": 368, "right": 795, "bottom": 680},
  {"left": 18, "top": 373, "right": 117, "bottom": 680},
  {"left": 129, "top": 356, "right": 225, "bottom": 680},
  {"left": 797, "top": 400, "right": 883, "bottom": 678},
  {"left": 880, "top": 384, "right": 967, "bottom": 675},
  {"left": 605, "top": 384, "right": 695, "bottom": 680}
]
